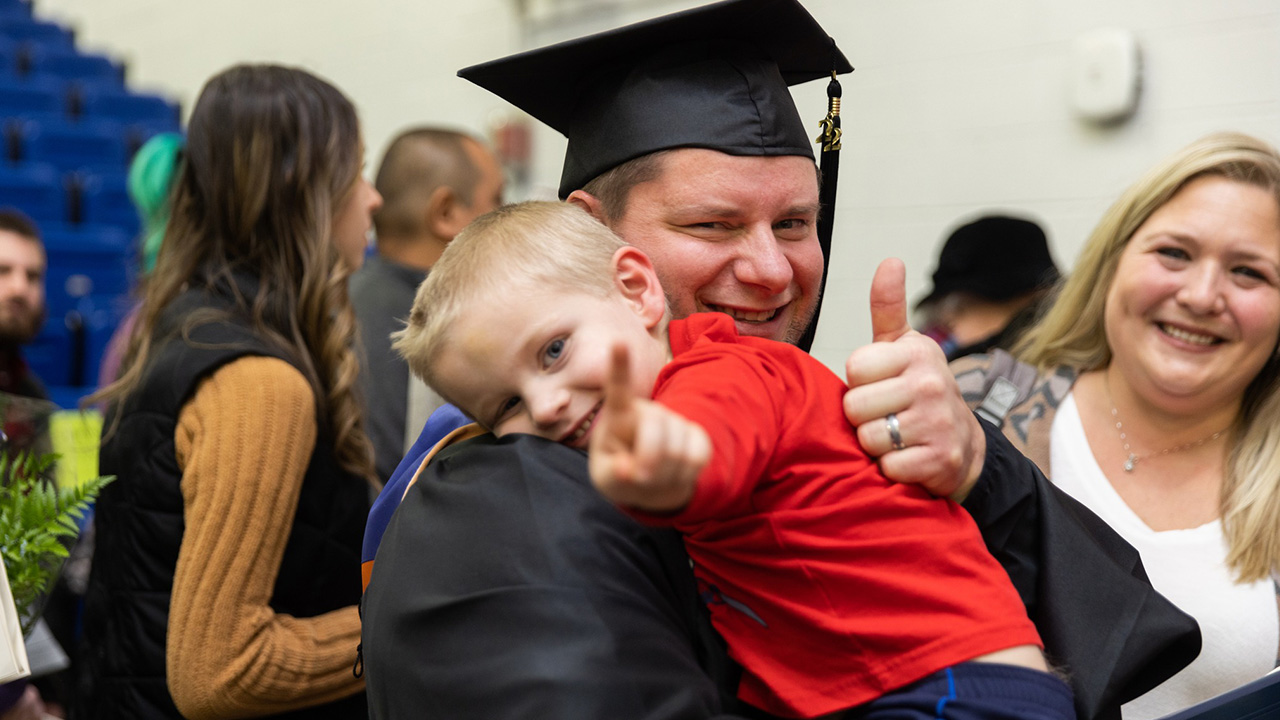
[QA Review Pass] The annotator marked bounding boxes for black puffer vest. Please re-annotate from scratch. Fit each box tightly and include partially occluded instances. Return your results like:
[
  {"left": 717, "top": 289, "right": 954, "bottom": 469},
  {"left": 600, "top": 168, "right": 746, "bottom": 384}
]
[{"left": 77, "top": 283, "right": 369, "bottom": 719}]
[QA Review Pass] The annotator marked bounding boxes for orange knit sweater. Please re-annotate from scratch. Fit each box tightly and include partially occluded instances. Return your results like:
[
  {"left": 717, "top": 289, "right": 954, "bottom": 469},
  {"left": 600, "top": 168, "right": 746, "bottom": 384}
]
[{"left": 166, "top": 356, "right": 364, "bottom": 719}]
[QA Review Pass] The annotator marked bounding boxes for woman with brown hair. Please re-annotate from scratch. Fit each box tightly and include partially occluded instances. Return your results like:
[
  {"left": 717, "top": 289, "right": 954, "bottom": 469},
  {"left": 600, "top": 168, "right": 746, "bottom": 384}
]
[{"left": 77, "top": 64, "right": 381, "bottom": 719}]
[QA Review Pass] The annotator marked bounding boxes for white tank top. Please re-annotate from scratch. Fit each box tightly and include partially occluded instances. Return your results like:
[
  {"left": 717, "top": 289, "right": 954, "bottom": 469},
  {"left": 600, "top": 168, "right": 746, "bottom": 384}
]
[{"left": 1050, "top": 393, "right": 1278, "bottom": 720}]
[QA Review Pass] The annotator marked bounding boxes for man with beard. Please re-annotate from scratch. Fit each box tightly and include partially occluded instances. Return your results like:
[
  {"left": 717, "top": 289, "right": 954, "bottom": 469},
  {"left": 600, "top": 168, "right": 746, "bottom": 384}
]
[
  {"left": 0, "top": 210, "right": 47, "bottom": 401},
  {"left": 0, "top": 209, "right": 53, "bottom": 720}
]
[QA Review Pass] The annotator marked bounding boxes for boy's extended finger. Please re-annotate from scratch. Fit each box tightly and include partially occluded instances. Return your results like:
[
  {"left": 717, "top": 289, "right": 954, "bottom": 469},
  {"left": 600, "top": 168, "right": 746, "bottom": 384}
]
[
  {"left": 650, "top": 412, "right": 688, "bottom": 489},
  {"left": 603, "top": 343, "right": 634, "bottom": 420}
]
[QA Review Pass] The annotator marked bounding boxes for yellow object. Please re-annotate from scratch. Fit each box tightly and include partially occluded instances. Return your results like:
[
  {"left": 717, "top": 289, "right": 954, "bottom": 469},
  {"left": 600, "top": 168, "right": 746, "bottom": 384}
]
[{"left": 49, "top": 409, "right": 103, "bottom": 491}]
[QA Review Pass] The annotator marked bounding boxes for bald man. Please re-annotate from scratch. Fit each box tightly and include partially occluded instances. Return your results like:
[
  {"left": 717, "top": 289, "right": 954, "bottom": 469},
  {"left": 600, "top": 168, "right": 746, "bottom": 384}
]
[{"left": 351, "top": 128, "right": 504, "bottom": 481}]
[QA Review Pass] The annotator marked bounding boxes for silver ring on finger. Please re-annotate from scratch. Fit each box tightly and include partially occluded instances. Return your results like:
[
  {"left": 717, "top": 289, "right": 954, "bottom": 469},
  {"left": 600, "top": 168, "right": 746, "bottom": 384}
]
[{"left": 885, "top": 413, "right": 905, "bottom": 451}]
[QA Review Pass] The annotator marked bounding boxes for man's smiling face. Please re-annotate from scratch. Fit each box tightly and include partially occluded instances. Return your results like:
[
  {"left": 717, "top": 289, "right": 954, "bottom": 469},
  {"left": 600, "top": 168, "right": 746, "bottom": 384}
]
[{"left": 607, "top": 148, "right": 822, "bottom": 345}]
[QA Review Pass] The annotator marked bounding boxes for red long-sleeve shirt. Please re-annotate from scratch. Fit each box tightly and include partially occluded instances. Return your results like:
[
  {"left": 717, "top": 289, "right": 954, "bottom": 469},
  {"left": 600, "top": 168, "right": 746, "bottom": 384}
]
[{"left": 643, "top": 314, "right": 1041, "bottom": 718}]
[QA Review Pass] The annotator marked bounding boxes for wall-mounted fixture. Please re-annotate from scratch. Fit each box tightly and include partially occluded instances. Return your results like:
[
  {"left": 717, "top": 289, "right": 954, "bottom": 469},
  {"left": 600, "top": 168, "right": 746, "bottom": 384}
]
[{"left": 1069, "top": 27, "right": 1143, "bottom": 124}]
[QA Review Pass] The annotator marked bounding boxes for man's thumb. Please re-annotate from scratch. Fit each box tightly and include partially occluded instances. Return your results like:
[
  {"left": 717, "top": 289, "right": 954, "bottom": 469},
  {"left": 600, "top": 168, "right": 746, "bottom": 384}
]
[{"left": 869, "top": 257, "right": 910, "bottom": 343}]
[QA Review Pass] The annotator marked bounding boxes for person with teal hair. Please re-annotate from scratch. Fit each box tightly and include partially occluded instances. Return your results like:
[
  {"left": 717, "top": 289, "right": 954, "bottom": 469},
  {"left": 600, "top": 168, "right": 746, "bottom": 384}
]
[{"left": 127, "top": 132, "right": 184, "bottom": 275}]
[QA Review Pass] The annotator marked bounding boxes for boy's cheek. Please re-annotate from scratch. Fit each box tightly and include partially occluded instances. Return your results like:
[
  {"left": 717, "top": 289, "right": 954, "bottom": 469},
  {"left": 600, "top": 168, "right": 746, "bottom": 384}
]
[{"left": 495, "top": 415, "right": 533, "bottom": 438}]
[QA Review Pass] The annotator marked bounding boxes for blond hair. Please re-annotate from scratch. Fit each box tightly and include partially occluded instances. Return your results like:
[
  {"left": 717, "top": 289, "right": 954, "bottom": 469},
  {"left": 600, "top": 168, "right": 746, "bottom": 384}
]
[
  {"left": 394, "top": 201, "right": 627, "bottom": 399},
  {"left": 1016, "top": 131, "right": 1280, "bottom": 581}
]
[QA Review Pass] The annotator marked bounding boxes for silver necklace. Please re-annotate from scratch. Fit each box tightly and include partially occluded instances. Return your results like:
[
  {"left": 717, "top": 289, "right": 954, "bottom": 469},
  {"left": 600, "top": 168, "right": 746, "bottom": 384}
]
[{"left": 1106, "top": 380, "right": 1227, "bottom": 473}]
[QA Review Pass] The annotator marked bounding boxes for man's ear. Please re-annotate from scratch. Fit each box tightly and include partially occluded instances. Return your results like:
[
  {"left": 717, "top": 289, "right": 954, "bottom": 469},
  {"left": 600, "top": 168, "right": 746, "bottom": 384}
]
[
  {"left": 613, "top": 246, "right": 666, "bottom": 330},
  {"left": 426, "top": 185, "right": 463, "bottom": 239},
  {"left": 567, "top": 190, "right": 606, "bottom": 223}
]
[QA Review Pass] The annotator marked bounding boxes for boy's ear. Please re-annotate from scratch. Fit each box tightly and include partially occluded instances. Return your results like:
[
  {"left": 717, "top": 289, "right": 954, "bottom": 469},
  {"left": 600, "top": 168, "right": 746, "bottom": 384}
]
[
  {"left": 566, "top": 190, "right": 606, "bottom": 223},
  {"left": 612, "top": 246, "right": 665, "bottom": 330}
]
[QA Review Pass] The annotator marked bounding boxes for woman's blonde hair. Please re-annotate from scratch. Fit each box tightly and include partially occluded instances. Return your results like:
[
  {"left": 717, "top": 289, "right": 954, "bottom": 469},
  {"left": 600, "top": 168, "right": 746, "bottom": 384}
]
[
  {"left": 1016, "top": 131, "right": 1280, "bottom": 581},
  {"left": 94, "top": 64, "right": 376, "bottom": 483},
  {"left": 393, "top": 201, "right": 627, "bottom": 401}
]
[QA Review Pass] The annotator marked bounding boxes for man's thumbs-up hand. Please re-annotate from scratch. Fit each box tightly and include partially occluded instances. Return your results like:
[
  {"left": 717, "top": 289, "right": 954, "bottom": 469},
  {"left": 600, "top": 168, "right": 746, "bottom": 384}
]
[{"left": 842, "top": 258, "right": 985, "bottom": 500}]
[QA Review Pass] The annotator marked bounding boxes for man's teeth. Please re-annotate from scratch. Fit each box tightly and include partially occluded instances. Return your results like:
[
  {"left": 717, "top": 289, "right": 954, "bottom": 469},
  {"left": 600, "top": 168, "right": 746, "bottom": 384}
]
[
  {"left": 570, "top": 408, "right": 598, "bottom": 442},
  {"left": 1161, "top": 324, "right": 1216, "bottom": 345},
  {"left": 708, "top": 305, "right": 776, "bottom": 322}
]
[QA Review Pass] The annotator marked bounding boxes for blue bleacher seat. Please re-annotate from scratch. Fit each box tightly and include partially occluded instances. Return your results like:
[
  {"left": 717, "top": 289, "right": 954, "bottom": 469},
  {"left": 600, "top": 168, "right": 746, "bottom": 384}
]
[
  {"left": 0, "top": 6, "right": 181, "bottom": 392},
  {"left": 42, "top": 222, "right": 132, "bottom": 299},
  {"left": 0, "top": 36, "right": 15, "bottom": 76},
  {"left": 0, "top": 7, "right": 179, "bottom": 391},
  {"left": 28, "top": 292, "right": 129, "bottom": 389},
  {"left": 0, "top": 161, "right": 62, "bottom": 225},
  {"left": 80, "top": 85, "right": 177, "bottom": 127},
  {"left": 0, "top": 73, "right": 64, "bottom": 118},
  {"left": 20, "top": 116, "right": 127, "bottom": 172},
  {"left": 41, "top": 222, "right": 131, "bottom": 320},
  {"left": 40, "top": 222, "right": 132, "bottom": 386},
  {"left": 0, "top": 1, "right": 30, "bottom": 18},
  {"left": 0, "top": 17, "right": 74, "bottom": 50},
  {"left": 25, "top": 322, "right": 73, "bottom": 386},
  {"left": 0, "top": 11, "right": 29, "bottom": 33},
  {"left": 26, "top": 47, "right": 122, "bottom": 85},
  {"left": 0, "top": 5, "right": 30, "bottom": 29},
  {"left": 73, "top": 169, "right": 138, "bottom": 236}
]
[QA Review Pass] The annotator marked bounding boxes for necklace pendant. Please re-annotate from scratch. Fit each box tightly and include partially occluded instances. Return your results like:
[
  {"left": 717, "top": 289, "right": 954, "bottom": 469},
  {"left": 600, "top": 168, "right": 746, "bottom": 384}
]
[{"left": 1124, "top": 454, "right": 1137, "bottom": 473}]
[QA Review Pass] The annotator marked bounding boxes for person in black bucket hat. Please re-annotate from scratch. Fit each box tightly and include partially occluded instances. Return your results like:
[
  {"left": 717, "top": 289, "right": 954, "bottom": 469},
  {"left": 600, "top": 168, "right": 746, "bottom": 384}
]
[
  {"left": 359, "top": 2, "right": 1199, "bottom": 718},
  {"left": 917, "top": 215, "right": 1061, "bottom": 361}
]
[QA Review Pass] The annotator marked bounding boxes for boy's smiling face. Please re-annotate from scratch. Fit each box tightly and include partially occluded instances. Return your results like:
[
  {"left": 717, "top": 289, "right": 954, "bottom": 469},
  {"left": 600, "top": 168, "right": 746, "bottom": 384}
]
[{"left": 430, "top": 249, "right": 669, "bottom": 448}]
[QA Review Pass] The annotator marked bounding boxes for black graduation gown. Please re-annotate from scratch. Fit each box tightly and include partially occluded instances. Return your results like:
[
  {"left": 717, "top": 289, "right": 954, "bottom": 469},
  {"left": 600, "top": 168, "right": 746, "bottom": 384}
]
[
  {"left": 362, "top": 433, "right": 748, "bottom": 719},
  {"left": 361, "top": 424, "right": 1200, "bottom": 720}
]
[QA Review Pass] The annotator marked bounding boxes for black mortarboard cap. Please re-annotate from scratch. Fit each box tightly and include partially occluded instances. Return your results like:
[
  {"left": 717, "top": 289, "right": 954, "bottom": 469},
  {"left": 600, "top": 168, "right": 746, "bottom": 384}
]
[{"left": 458, "top": 0, "right": 852, "bottom": 198}]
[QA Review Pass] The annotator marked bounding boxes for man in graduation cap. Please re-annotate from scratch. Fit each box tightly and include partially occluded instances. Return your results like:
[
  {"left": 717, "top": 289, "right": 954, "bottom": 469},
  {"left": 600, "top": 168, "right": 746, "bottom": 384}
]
[{"left": 360, "top": 1, "right": 1200, "bottom": 718}]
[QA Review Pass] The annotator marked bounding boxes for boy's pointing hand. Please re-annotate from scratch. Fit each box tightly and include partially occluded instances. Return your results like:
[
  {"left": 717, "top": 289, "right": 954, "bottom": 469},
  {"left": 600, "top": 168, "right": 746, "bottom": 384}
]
[{"left": 589, "top": 343, "right": 708, "bottom": 513}]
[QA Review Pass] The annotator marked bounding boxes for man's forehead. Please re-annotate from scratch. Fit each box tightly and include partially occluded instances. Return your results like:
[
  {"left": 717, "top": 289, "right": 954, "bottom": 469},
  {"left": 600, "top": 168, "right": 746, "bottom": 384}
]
[{"left": 621, "top": 150, "right": 820, "bottom": 209}]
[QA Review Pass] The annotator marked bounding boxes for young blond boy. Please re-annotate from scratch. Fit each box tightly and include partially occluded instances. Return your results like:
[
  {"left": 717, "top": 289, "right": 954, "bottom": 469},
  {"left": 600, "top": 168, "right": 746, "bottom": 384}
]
[{"left": 394, "top": 201, "right": 1073, "bottom": 720}]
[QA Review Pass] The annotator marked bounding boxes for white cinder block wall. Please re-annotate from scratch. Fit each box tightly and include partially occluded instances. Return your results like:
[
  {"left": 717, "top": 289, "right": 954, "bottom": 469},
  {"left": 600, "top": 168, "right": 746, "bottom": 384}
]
[{"left": 36, "top": 0, "right": 1280, "bottom": 373}]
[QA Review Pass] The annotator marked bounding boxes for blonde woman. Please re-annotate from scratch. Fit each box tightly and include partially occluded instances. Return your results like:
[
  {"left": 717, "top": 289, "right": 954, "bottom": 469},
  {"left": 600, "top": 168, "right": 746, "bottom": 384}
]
[
  {"left": 955, "top": 131, "right": 1280, "bottom": 719},
  {"left": 78, "top": 65, "right": 382, "bottom": 719}
]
